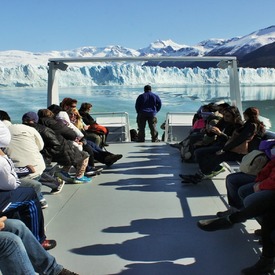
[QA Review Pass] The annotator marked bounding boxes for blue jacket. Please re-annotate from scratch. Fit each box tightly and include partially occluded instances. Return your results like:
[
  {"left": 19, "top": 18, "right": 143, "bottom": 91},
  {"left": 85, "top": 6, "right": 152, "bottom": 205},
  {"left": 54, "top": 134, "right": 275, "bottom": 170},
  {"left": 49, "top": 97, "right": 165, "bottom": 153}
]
[{"left": 135, "top": 91, "right": 162, "bottom": 116}]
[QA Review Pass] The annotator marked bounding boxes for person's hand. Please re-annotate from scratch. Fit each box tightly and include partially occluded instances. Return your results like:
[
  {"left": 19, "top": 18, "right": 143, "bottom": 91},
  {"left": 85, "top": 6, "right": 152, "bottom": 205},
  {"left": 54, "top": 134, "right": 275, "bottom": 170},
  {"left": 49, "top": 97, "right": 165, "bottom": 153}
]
[
  {"left": 26, "top": 165, "right": 36, "bottom": 173},
  {"left": 0, "top": 216, "right": 7, "bottom": 230},
  {"left": 253, "top": 182, "right": 261, "bottom": 192},
  {"left": 211, "top": 126, "right": 222, "bottom": 135}
]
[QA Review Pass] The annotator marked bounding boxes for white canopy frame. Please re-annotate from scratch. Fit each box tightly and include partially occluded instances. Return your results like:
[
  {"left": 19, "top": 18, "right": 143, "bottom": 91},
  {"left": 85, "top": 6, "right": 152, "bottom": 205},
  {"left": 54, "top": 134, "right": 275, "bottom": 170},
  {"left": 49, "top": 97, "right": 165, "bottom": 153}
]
[{"left": 47, "top": 56, "right": 241, "bottom": 113}]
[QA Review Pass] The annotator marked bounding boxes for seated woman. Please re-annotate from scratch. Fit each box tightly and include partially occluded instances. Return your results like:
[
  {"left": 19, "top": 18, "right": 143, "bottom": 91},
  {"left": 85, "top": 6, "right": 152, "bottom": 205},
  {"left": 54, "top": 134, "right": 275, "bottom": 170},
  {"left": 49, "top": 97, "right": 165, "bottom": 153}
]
[
  {"left": 181, "top": 107, "right": 266, "bottom": 184},
  {"left": 67, "top": 108, "right": 122, "bottom": 167},
  {"left": 78, "top": 102, "right": 109, "bottom": 147}
]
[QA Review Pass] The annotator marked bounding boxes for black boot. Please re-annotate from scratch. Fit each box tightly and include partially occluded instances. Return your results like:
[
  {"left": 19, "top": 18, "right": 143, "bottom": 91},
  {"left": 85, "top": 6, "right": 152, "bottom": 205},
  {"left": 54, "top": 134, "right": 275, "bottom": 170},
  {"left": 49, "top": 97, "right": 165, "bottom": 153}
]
[
  {"left": 241, "top": 256, "right": 275, "bottom": 274},
  {"left": 197, "top": 216, "right": 233, "bottom": 231}
]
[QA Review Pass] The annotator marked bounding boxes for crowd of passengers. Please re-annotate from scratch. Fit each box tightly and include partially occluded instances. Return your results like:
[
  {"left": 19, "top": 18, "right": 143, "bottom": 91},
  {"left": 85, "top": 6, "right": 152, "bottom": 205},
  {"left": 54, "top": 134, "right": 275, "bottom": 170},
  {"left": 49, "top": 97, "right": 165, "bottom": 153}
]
[
  {"left": 0, "top": 97, "right": 123, "bottom": 274},
  {"left": 171, "top": 102, "right": 275, "bottom": 274}
]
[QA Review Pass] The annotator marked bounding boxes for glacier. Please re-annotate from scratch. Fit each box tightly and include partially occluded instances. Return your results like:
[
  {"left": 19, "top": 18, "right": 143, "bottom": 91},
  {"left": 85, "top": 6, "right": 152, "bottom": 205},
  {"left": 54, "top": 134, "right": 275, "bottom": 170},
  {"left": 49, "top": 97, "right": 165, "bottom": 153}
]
[{"left": 0, "top": 64, "right": 275, "bottom": 88}]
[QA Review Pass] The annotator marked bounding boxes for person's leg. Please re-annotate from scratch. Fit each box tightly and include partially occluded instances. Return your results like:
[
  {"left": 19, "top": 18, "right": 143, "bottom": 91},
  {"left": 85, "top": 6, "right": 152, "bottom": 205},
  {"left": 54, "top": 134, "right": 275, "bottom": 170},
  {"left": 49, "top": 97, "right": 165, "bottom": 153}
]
[
  {"left": 226, "top": 174, "right": 256, "bottom": 209},
  {"left": 198, "top": 191, "right": 275, "bottom": 231},
  {"left": 194, "top": 145, "right": 222, "bottom": 172},
  {"left": 0, "top": 187, "right": 46, "bottom": 243},
  {"left": 3, "top": 219, "right": 63, "bottom": 275},
  {"left": 241, "top": 203, "right": 275, "bottom": 274},
  {"left": 85, "top": 131, "right": 101, "bottom": 146},
  {"left": 148, "top": 116, "right": 159, "bottom": 142},
  {"left": 137, "top": 114, "right": 146, "bottom": 142},
  {"left": 0, "top": 231, "right": 36, "bottom": 275}
]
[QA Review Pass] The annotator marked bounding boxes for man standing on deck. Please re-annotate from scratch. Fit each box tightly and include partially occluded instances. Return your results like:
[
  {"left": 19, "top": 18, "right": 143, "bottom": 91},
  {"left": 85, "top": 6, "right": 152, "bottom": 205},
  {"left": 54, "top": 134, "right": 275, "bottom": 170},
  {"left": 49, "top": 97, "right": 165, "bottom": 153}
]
[{"left": 135, "top": 85, "right": 162, "bottom": 142}]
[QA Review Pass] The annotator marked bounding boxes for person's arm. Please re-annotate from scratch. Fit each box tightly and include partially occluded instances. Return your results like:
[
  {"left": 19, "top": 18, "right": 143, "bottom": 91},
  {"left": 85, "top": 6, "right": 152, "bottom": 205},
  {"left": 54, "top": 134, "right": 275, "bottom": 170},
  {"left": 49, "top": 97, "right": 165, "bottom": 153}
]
[
  {"left": 0, "top": 155, "right": 21, "bottom": 190},
  {"left": 223, "top": 122, "right": 256, "bottom": 152},
  {"left": 15, "top": 165, "right": 36, "bottom": 178}
]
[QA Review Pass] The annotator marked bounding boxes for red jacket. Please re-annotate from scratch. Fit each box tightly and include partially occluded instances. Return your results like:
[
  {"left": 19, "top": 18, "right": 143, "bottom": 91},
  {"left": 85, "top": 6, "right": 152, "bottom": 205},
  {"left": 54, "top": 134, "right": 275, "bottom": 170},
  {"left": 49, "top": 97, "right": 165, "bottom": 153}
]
[{"left": 256, "top": 159, "right": 275, "bottom": 190}]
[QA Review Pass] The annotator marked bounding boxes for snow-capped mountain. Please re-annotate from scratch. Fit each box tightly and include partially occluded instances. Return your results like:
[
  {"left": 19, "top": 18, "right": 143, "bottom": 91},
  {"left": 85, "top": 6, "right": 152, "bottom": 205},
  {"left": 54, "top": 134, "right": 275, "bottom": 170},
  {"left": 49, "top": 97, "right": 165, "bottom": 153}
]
[
  {"left": 206, "top": 25, "right": 275, "bottom": 57},
  {"left": 1, "top": 25, "right": 275, "bottom": 88}
]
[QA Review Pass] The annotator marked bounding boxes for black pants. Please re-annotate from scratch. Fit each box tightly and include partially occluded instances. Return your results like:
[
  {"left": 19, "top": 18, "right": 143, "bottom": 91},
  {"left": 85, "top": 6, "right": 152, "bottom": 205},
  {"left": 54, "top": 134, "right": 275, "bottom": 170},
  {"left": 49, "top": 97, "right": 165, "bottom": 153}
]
[{"left": 0, "top": 187, "right": 46, "bottom": 243}]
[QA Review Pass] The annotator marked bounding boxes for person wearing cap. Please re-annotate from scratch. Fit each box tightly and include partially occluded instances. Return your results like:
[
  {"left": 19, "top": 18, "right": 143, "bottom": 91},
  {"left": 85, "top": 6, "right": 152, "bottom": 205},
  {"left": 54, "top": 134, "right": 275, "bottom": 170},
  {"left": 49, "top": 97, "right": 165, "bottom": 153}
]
[
  {"left": 0, "top": 120, "right": 56, "bottom": 250},
  {"left": 135, "top": 85, "right": 162, "bottom": 142}
]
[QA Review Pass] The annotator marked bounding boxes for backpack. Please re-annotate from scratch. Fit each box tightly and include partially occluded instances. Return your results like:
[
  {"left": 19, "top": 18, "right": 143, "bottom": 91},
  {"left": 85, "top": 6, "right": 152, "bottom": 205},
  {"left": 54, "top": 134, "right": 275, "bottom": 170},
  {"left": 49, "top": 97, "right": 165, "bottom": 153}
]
[
  {"left": 130, "top": 129, "right": 138, "bottom": 141},
  {"left": 239, "top": 150, "right": 269, "bottom": 176}
]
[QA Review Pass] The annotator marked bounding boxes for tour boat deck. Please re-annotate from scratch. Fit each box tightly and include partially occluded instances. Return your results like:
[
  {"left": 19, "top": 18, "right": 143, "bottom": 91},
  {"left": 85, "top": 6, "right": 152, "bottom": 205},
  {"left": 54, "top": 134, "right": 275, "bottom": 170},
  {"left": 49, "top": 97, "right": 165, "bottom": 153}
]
[{"left": 42, "top": 141, "right": 261, "bottom": 275}]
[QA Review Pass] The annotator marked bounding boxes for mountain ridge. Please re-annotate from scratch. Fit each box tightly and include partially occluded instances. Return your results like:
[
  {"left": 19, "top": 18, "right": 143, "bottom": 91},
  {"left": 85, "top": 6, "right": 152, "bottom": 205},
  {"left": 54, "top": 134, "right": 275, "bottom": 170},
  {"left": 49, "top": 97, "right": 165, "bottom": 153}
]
[{"left": 1, "top": 25, "right": 275, "bottom": 68}]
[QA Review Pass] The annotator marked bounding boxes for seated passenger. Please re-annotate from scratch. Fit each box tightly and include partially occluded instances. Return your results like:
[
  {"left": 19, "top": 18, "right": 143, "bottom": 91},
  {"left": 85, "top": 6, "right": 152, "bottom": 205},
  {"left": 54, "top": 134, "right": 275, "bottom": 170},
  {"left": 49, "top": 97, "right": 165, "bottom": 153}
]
[
  {"left": 0, "top": 217, "right": 78, "bottom": 275},
  {"left": 181, "top": 107, "right": 266, "bottom": 184},
  {"left": 79, "top": 102, "right": 109, "bottom": 147},
  {"left": 34, "top": 109, "right": 92, "bottom": 184},
  {"left": 67, "top": 108, "right": 122, "bottom": 166},
  {"left": 0, "top": 114, "right": 49, "bottom": 207},
  {"left": 197, "top": 152, "right": 275, "bottom": 274},
  {"left": 0, "top": 122, "right": 55, "bottom": 250}
]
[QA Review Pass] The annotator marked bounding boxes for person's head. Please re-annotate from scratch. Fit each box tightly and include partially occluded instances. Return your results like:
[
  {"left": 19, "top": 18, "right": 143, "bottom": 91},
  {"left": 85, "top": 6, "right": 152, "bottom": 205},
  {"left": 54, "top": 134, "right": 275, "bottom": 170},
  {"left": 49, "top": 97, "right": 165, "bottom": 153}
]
[
  {"left": 67, "top": 108, "right": 83, "bottom": 129},
  {"left": 38, "top": 109, "right": 54, "bottom": 118},
  {"left": 60, "top": 97, "right": 78, "bottom": 110},
  {"left": 243, "top": 107, "right": 260, "bottom": 122},
  {"left": 0, "top": 120, "right": 11, "bottom": 148},
  {"left": 22, "top": 112, "right": 39, "bottom": 124},
  {"left": 144, "top": 85, "right": 152, "bottom": 93},
  {"left": 0, "top": 110, "right": 11, "bottom": 122},
  {"left": 223, "top": 106, "right": 242, "bottom": 123},
  {"left": 217, "top": 103, "right": 231, "bottom": 115},
  {"left": 48, "top": 104, "right": 62, "bottom": 116},
  {"left": 79, "top": 103, "right": 92, "bottom": 113}
]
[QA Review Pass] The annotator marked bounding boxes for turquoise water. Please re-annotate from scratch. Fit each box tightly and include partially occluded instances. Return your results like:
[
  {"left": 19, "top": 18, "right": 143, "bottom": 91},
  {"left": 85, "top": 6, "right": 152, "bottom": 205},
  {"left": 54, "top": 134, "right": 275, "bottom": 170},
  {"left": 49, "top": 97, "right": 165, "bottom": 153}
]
[{"left": 0, "top": 85, "right": 275, "bottom": 131}]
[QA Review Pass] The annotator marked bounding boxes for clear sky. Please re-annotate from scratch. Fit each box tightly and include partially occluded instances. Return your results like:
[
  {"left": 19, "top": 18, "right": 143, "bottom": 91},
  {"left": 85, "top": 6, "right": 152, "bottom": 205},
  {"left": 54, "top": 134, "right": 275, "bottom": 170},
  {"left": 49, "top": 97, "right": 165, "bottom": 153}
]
[{"left": 1, "top": 0, "right": 275, "bottom": 52}]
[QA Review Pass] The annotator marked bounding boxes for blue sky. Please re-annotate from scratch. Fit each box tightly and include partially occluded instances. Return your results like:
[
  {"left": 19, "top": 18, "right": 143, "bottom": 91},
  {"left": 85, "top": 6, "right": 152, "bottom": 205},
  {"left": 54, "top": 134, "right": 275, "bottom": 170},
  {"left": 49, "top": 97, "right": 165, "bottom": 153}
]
[{"left": 1, "top": 0, "right": 275, "bottom": 52}]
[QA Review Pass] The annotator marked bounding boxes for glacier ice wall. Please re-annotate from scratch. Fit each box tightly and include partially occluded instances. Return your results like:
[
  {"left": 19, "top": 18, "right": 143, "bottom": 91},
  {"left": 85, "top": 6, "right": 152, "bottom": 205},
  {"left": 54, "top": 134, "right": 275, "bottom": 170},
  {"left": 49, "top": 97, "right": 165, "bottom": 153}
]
[{"left": 0, "top": 64, "right": 275, "bottom": 88}]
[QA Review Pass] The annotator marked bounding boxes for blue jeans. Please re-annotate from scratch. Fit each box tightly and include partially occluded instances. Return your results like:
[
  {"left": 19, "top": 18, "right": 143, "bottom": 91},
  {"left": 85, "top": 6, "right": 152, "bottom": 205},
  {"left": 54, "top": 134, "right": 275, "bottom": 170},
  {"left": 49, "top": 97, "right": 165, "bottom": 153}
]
[
  {"left": 225, "top": 172, "right": 256, "bottom": 209},
  {"left": 229, "top": 188, "right": 275, "bottom": 224},
  {"left": 0, "top": 219, "right": 63, "bottom": 275},
  {"left": 19, "top": 177, "right": 44, "bottom": 201}
]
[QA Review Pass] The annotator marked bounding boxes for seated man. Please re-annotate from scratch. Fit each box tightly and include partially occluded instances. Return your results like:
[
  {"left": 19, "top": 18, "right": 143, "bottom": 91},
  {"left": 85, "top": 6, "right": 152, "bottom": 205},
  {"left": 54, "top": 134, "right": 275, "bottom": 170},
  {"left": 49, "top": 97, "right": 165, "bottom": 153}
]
[{"left": 0, "top": 217, "right": 78, "bottom": 275}]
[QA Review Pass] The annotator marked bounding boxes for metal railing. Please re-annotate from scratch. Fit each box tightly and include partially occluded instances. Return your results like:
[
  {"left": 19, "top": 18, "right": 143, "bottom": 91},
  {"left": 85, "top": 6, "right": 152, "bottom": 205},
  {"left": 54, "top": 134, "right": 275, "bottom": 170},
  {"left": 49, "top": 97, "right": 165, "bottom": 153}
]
[{"left": 92, "top": 112, "right": 131, "bottom": 142}]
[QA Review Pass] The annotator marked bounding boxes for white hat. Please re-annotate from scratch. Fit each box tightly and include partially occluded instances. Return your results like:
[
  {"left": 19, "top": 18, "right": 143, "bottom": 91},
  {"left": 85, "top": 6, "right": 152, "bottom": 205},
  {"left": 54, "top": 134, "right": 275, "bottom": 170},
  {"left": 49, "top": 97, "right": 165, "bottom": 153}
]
[{"left": 0, "top": 120, "right": 11, "bottom": 147}]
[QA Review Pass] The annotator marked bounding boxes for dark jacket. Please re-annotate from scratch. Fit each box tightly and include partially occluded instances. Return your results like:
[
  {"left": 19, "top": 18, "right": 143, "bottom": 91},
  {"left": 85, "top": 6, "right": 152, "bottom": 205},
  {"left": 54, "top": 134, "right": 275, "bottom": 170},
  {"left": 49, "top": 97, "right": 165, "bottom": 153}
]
[
  {"left": 223, "top": 120, "right": 262, "bottom": 152},
  {"left": 78, "top": 109, "right": 96, "bottom": 126},
  {"left": 34, "top": 119, "right": 88, "bottom": 166},
  {"left": 135, "top": 91, "right": 162, "bottom": 116}
]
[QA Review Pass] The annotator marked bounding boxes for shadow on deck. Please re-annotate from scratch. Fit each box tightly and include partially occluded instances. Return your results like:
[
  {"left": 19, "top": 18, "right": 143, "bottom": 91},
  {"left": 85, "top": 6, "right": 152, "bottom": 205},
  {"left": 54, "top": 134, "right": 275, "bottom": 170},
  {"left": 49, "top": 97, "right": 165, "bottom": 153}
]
[{"left": 42, "top": 142, "right": 261, "bottom": 275}]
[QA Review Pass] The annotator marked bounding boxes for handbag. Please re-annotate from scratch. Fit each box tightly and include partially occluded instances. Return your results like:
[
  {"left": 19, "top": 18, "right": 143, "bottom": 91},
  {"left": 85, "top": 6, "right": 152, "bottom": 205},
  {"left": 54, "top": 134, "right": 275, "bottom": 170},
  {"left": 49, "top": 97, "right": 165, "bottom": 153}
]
[{"left": 240, "top": 150, "right": 269, "bottom": 175}]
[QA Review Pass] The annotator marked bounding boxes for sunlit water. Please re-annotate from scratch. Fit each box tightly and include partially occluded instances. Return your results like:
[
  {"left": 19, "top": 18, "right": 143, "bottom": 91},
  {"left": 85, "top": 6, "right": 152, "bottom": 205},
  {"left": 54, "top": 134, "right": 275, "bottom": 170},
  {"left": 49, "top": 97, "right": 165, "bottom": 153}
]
[{"left": 0, "top": 84, "right": 275, "bottom": 132}]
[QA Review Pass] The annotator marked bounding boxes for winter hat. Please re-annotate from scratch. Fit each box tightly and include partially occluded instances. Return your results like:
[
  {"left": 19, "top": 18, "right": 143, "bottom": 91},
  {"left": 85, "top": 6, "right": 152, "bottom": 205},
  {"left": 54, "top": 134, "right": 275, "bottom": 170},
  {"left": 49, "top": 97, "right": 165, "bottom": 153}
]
[
  {"left": 0, "top": 120, "right": 11, "bottom": 147},
  {"left": 22, "top": 112, "right": 39, "bottom": 123}
]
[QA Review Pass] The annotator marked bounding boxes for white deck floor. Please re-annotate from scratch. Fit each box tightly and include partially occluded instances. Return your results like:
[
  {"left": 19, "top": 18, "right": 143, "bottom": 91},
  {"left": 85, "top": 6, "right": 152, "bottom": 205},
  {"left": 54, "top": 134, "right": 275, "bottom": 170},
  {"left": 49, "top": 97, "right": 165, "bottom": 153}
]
[{"left": 42, "top": 141, "right": 262, "bottom": 275}]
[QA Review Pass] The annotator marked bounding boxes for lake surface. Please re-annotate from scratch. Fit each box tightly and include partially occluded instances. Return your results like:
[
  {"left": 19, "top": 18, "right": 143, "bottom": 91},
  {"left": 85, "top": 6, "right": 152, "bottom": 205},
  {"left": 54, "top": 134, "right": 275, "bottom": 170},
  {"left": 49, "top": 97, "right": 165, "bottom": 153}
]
[{"left": 0, "top": 84, "right": 275, "bottom": 131}]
